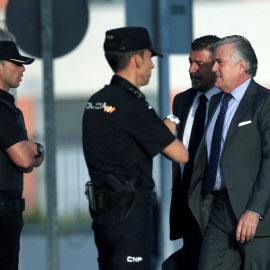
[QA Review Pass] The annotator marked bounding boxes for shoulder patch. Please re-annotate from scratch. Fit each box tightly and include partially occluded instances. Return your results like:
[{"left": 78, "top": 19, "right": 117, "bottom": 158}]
[{"left": 85, "top": 102, "right": 116, "bottom": 113}]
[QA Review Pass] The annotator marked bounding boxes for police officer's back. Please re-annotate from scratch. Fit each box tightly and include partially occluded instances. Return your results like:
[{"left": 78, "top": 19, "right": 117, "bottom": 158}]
[{"left": 82, "top": 27, "right": 188, "bottom": 270}]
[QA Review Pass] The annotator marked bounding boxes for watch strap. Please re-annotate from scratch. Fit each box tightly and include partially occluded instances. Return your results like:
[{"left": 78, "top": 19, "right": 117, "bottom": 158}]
[{"left": 165, "top": 114, "right": 180, "bottom": 125}]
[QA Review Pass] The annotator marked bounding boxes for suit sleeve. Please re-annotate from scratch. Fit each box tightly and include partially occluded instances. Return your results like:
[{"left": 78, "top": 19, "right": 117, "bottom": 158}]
[
  {"left": 246, "top": 93, "right": 270, "bottom": 218},
  {"left": 172, "top": 93, "right": 181, "bottom": 116}
]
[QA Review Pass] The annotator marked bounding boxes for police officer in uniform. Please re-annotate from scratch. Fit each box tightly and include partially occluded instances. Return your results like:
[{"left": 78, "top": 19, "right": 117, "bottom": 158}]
[
  {"left": 0, "top": 41, "right": 44, "bottom": 270},
  {"left": 82, "top": 27, "right": 189, "bottom": 270}
]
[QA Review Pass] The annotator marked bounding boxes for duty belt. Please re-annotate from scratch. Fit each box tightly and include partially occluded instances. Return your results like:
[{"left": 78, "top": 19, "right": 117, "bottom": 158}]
[
  {"left": 95, "top": 190, "right": 156, "bottom": 211},
  {"left": 86, "top": 174, "right": 157, "bottom": 221}
]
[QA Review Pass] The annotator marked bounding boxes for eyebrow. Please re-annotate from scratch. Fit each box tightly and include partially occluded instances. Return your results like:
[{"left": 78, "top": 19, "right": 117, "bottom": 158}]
[{"left": 189, "top": 58, "right": 206, "bottom": 64}]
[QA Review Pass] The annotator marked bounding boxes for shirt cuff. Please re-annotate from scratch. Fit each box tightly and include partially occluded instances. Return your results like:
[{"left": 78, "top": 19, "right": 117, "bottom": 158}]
[{"left": 246, "top": 210, "right": 263, "bottom": 220}]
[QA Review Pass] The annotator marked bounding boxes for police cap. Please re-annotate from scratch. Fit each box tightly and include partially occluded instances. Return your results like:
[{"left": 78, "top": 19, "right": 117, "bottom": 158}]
[
  {"left": 104, "top": 26, "right": 163, "bottom": 57},
  {"left": 0, "top": 41, "right": 35, "bottom": 65}
]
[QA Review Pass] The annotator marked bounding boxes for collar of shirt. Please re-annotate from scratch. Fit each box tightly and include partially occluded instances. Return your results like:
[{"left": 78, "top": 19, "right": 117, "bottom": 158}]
[
  {"left": 192, "top": 87, "right": 221, "bottom": 107},
  {"left": 204, "top": 87, "right": 221, "bottom": 102},
  {"left": 0, "top": 89, "right": 15, "bottom": 105},
  {"left": 230, "top": 77, "right": 251, "bottom": 102}
]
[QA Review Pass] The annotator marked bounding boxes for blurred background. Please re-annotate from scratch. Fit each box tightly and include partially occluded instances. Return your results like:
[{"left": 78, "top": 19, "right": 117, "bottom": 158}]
[{"left": 0, "top": 0, "right": 269, "bottom": 269}]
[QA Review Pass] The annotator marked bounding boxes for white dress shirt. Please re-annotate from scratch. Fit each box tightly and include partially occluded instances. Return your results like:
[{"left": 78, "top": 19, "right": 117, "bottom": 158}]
[{"left": 180, "top": 87, "right": 220, "bottom": 175}]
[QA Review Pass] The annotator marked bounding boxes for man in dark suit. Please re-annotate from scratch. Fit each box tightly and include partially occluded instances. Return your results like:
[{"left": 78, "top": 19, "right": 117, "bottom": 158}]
[
  {"left": 189, "top": 35, "right": 270, "bottom": 269},
  {"left": 162, "top": 35, "right": 220, "bottom": 270}
]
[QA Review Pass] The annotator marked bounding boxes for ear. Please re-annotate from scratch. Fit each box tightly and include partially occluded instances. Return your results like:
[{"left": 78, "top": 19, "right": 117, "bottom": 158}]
[
  {"left": 0, "top": 63, "right": 3, "bottom": 75},
  {"left": 134, "top": 54, "right": 143, "bottom": 68},
  {"left": 238, "top": 60, "right": 247, "bottom": 75}
]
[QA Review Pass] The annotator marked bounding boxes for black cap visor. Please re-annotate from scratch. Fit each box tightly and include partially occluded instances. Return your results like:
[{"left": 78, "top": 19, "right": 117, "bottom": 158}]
[
  {"left": 149, "top": 46, "right": 163, "bottom": 58},
  {"left": 8, "top": 56, "right": 35, "bottom": 65},
  {"left": 0, "top": 41, "right": 35, "bottom": 66}
]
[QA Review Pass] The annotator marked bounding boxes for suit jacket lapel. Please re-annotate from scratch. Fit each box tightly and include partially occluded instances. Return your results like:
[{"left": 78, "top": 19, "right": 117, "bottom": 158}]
[
  {"left": 225, "top": 79, "right": 256, "bottom": 147},
  {"left": 190, "top": 91, "right": 221, "bottom": 186},
  {"left": 206, "top": 91, "right": 223, "bottom": 129},
  {"left": 176, "top": 89, "right": 197, "bottom": 141}
]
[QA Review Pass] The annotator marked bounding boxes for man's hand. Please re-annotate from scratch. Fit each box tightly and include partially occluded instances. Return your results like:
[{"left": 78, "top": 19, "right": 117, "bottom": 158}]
[
  {"left": 164, "top": 119, "right": 177, "bottom": 136},
  {"left": 27, "top": 139, "right": 45, "bottom": 167},
  {"left": 26, "top": 140, "right": 38, "bottom": 155},
  {"left": 236, "top": 211, "right": 259, "bottom": 243}
]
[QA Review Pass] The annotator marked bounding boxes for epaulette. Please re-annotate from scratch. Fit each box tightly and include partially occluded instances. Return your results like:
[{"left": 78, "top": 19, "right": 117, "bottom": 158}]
[{"left": 126, "top": 87, "right": 145, "bottom": 100}]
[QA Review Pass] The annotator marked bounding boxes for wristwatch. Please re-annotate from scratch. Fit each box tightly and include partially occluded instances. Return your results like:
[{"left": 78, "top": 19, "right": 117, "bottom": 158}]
[
  {"left": 165, "top": 114, "right": 180, "bottom": 125},
  {"left": 35, "top": 143, "right": 44, "bottom": 158}
]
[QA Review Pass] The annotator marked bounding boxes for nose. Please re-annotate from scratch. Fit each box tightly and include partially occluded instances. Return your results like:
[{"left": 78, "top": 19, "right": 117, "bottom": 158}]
[
  {"left": 151, "top": 61, "right": 154, "bottom": 69},
  {"left": 212, "top": 62, "right": 218, "bottom": 72},
  {"left": 189, "top": 62, "right": 198, "bottom": 73}
]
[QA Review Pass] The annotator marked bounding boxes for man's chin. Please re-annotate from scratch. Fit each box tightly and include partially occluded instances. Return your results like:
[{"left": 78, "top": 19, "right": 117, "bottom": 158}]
[
  {"left": 191, "top": 83, "right": 201, "bottom": 90},
  {"left": 192, "top": 84, "right": 210, "bottom": 93},
  {"left": 214, "top": 82, "right": 221, "bottom": 89}
]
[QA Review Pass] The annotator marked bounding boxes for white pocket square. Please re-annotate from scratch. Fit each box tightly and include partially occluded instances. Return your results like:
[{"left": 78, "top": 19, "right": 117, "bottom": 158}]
[{"left": 238, "top": 120, "right": 252, "bottom": 127}]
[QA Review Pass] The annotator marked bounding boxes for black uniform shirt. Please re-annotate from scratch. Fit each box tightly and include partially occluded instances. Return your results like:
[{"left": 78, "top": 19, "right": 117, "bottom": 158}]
[
  {"left": 0, "top": 89, "right": 28, "bottom": 197},
  {"left": 83, "top": 75, "right": 175, "bottom": 191},
  {"left": 0, "top": 89, "right": 27, "bottom": 149}
]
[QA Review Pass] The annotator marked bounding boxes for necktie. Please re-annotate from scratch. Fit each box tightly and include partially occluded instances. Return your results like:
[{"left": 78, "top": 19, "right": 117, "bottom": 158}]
[
  {"left": 205, "top": 93, "right": 232, "bottom": 194},
  {"left": 182, "top": 94, "right": 208, "bottom": 195}
]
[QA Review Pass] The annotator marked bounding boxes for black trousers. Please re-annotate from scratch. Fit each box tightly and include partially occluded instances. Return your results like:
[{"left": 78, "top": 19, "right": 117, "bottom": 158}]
[
  {"left": 162, "top": 197, "right": 202, "bottom": 270},
  {"left": 0, "top": 212, "right": 23, "bottom": 270},
  {"left": 92, "top": 204, "right": 153, "bottom": 270},
  {"left": 199, "top": 197, "right": 270, "bottom": 270}
]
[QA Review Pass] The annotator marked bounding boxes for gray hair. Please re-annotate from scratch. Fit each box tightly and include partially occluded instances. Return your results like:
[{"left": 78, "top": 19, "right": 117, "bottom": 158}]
[{"left": 214, "top": 35, "right": 258, "bottom": 77}]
